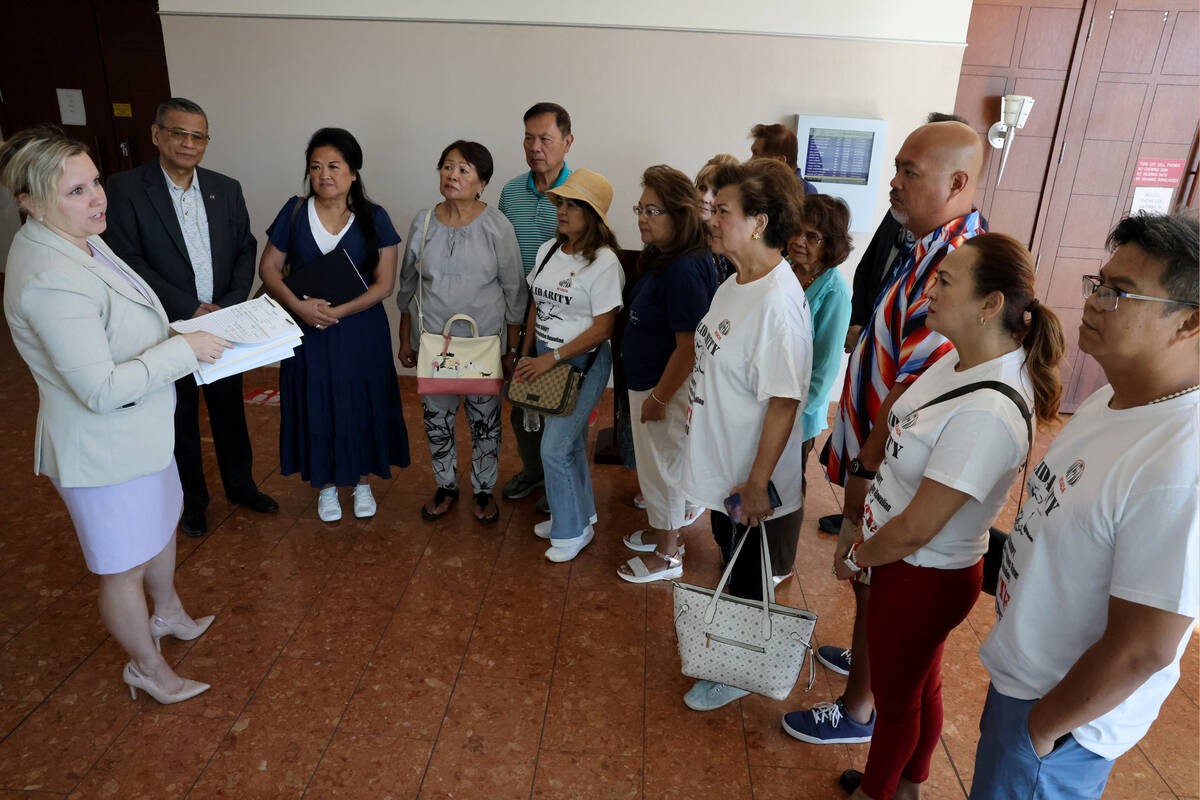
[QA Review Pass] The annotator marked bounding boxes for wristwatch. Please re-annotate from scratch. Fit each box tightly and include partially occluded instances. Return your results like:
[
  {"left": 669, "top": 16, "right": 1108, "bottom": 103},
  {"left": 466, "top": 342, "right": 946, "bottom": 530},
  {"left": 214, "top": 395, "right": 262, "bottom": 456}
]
[
  {"left": 552, "top": 348, "right": 562, "bottom": 362},
  {"left": 848, "top": 458, "right": 876, "bottom": 480},
  {"left": 842, "top": 541, "right": 863, "bottom": 573}
]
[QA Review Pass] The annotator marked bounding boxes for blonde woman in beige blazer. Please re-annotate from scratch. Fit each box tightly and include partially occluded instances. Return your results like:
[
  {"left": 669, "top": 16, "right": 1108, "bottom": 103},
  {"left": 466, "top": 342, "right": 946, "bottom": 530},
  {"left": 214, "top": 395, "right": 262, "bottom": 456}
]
[{"left": 0, "top": 127, "right": 231, "bottom": 705}]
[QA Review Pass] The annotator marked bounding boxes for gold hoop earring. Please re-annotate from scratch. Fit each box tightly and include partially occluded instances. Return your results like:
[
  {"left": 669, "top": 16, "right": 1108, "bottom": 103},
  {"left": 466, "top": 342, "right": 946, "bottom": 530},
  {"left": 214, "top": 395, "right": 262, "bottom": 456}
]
[{"left": 978, "top": 316, "right": 986, "bottom": 325}]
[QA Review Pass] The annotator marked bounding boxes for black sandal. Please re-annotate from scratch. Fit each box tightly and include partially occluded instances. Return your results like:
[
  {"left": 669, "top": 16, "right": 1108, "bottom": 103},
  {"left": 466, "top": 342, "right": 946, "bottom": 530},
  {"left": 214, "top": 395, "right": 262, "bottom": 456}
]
[
  {"left": 473, "top": 491, "right": 500, "bottom": 525},
  {"left": 420, "top": 486, "right": 459, "bottom": 520}
]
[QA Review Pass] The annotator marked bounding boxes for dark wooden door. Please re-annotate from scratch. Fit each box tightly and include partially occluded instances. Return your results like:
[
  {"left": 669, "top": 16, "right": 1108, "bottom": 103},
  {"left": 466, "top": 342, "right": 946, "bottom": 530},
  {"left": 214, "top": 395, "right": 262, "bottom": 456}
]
[
  {"left": 955, "top": 0, "right": 1089, "bottom": 247},
  {"left": 0, "top": 0, "right": 170, "bottom": 179},
  {"left": 955, "top": 0, "right": 1199, "bottom": 411},
  {"left": 1033, "top": 0, "right": 1199, "bottom": 409}
]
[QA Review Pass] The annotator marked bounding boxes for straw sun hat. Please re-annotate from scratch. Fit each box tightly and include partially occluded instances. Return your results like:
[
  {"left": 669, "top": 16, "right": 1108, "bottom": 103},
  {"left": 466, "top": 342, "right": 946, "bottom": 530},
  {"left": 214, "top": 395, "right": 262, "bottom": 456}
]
[{"left": 546, "top": 168, "right": 613, "bottom": 227}]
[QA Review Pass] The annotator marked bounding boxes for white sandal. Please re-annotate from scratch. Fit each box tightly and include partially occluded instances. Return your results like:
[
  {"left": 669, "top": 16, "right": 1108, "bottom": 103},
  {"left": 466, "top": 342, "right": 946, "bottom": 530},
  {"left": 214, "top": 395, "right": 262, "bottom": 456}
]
[
  {"left": 617, "top": 549, "right": 683, "bottom": 584},
  {"left": 623, "top": 530, "right": 687, "bottom": 554}
]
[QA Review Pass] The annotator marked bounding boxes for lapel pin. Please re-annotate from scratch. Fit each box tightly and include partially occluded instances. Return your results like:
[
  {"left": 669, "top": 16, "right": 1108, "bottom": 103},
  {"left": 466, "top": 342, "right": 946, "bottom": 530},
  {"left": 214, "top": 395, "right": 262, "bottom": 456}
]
[{"left": 208, "top": 194, "right": 215, "bottom": 200}]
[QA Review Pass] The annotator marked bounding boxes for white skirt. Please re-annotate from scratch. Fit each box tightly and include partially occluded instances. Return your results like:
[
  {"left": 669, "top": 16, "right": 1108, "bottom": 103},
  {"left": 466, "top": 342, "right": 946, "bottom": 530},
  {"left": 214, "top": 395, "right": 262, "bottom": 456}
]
[{"left": 52, "top": 458, "right": 183, "bottom": 575}]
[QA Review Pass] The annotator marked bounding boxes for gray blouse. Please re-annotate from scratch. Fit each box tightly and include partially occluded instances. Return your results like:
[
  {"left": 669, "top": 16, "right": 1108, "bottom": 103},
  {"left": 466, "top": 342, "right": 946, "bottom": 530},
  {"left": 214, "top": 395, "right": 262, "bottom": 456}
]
[{"left": 395, "top": 204, "right": 526, "bottom": 351}]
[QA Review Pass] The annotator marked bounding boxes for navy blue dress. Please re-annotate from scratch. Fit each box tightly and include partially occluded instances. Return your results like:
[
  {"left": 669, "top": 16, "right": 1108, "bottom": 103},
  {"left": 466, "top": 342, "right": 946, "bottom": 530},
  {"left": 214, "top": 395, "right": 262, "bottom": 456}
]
[{"left": 267, "top": 197, "right": 410, "bottom": 488}]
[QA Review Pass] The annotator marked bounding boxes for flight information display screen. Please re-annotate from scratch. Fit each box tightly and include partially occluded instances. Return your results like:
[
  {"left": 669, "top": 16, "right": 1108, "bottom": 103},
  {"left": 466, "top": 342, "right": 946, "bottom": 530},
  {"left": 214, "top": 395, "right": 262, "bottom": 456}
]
[{"left": 804, "top": 128, "right": 874, "bottom": 186}]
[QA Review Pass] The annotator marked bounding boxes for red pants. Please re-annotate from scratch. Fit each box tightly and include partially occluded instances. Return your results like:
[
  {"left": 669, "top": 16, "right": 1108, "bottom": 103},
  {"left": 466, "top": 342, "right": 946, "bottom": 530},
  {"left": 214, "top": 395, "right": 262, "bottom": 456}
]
[{"left": 862, "top": 558, "right": 982, "bottom": 800}]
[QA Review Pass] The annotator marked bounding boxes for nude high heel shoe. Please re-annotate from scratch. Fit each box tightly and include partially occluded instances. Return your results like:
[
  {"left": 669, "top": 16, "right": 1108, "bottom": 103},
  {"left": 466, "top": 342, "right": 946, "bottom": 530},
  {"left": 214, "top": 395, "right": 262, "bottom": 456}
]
[
  {"left": 149, "top": 614, "right": 215, "bottom": 652},
  {"left": 123, "top": 662, "right": 210, "bottom": 704}
]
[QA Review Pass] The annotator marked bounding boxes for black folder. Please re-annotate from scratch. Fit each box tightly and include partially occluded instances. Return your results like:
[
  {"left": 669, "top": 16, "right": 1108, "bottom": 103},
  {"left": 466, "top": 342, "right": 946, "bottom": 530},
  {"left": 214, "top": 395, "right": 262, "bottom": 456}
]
[{"left": 283, "top": 249, "right": 368, "bottom": 306}]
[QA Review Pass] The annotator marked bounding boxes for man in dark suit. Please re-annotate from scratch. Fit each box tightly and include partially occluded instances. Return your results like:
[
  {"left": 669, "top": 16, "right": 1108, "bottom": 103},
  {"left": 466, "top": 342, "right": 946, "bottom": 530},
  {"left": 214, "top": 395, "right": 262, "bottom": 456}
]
[{"left": 104, "top": 97, "right": 277, "bottom": 536}]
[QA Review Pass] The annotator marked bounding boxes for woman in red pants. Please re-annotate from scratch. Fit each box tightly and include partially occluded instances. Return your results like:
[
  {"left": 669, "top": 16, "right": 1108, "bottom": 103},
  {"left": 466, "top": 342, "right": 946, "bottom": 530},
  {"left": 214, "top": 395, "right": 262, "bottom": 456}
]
[{"left": 833, "top": 233, "right": 1065, "bottom": 800}]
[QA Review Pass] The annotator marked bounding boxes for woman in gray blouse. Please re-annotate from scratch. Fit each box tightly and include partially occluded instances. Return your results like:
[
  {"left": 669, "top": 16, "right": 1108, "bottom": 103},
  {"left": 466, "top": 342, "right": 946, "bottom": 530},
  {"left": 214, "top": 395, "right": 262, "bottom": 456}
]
[{"left": 396, "top": 140, "right": 525, "bottom": 523}]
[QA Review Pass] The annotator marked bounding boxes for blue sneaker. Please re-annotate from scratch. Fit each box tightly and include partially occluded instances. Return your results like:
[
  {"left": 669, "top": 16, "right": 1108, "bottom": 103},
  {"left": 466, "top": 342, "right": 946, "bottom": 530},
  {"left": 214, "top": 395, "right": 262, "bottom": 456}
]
[
  {"left": 683, "top": 680, "right": 749, "bottom": 711},
  {"left": 781, "top": 696, "right": 874, "bottom": 744},
  {"left": 816, "top": 645, "right": 852, "bottom": 675}
]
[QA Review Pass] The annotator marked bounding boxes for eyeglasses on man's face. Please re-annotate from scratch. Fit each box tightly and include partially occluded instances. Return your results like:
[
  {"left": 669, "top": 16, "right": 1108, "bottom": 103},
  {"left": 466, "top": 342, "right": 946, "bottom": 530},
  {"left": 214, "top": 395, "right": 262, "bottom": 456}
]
[
  {"left": 159, "top": 126, "right": 210, "bottom": 145},
  {"left": 632, "top": 205, "right": 667, "bottom": 218},
  {"left": 1081, "top": 274, "right": 1198, "bottom": 312}
]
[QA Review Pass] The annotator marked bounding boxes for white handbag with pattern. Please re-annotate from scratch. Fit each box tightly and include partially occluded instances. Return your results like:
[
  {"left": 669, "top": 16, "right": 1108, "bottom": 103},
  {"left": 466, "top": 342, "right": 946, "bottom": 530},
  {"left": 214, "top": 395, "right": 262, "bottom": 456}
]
[{"left": 673, "top": 523, "right": 817, "bottom": 701}]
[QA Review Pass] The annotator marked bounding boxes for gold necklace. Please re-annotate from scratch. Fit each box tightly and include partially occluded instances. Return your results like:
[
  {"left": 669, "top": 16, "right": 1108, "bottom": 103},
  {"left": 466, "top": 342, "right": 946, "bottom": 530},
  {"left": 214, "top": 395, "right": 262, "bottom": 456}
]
[{"left": 1148, "top": 385, "right": 1200, "bottom": 404}]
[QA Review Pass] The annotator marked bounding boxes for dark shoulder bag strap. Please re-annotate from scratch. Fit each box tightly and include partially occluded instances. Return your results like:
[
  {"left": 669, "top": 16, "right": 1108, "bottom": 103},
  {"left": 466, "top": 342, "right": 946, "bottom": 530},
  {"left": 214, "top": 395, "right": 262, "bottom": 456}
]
[
  {"left": 911, "top": 380, "right": 1032, "bottom": 447},
  {"left": 518, "top": 239, "right": 564, "bottom": 357}
]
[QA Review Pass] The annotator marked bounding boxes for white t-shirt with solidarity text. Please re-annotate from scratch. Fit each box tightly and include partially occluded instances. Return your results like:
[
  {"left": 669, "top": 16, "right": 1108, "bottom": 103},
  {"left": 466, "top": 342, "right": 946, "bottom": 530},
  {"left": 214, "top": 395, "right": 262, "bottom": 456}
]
[
  {"left": 979, "top": 385, "right": 1200, "bottom": 760},
  {"left": 528, "top": 241, "right": 624, "bottom": 350},
  {"left": 681, "top": 260, "right": 812, "bottom": 516},
  {"left": 862, "top": 348, "right": 1033, "bottom": 569}
]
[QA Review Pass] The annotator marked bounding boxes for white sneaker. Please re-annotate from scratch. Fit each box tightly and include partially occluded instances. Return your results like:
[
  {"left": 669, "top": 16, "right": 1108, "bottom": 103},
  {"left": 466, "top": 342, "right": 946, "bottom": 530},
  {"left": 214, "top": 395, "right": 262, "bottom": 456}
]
[
  {"left": 317, "top": 487, "right": 341, "bottom": 522},
  {"left": 545, "top": 525, "right": 594, "bottom": 562},
  {"left": 353, "top": 484, "right": 376, "bottom": 518},
  {"left": 534, "top": 518, "right": 554, "bottom": 538}
]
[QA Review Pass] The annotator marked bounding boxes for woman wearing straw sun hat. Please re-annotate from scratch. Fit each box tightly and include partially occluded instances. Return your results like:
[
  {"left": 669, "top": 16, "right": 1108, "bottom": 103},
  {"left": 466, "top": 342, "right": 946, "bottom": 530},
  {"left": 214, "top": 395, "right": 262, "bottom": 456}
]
[{"left": 513, "top": 169, "right": 624, "bottom": 562}]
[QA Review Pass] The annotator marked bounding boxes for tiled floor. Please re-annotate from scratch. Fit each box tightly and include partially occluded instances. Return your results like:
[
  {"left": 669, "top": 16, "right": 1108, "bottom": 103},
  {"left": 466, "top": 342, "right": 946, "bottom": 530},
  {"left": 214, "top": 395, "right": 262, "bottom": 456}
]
[{"left": 0, "top": 318, "right": 1195, "bottom": 798}]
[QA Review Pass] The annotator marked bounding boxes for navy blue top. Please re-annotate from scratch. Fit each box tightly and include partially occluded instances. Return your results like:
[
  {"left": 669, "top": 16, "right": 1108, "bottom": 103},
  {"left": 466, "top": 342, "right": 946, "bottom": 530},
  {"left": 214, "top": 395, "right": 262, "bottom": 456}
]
[
  {"left": 795, "top": 168, "right": 819, "bottom": 196},
  {"left": 622, "top": 251, "right": 719, "bottom": 392},
  {"left": 267, "top": 197, "right": 401, "bottom": 274}
]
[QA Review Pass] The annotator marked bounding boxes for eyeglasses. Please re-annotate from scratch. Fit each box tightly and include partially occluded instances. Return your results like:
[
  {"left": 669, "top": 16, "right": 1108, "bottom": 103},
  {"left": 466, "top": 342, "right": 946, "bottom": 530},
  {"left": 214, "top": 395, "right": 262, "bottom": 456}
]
[
  {"left": 1081, "top": 274, "right": 1198, "bottom": 312},
  {"left": 160, "top": 127, "right": 211, "bottom": 145},
  {"left": 796, "top": 230, "right": 823, "bottom": 245},
  {"left": 632, "top": 205, "right": 667, "bottom": 217}
]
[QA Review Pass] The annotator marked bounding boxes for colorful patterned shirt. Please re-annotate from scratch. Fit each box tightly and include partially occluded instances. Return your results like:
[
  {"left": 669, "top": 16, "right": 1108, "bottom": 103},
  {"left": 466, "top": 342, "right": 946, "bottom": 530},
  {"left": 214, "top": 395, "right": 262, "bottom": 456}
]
[
  {"left": 825, "top": 209, "right": 987, "bottom": 486},
  {"left": 497, "top": 163, "right": 570, "bottom": 275}
]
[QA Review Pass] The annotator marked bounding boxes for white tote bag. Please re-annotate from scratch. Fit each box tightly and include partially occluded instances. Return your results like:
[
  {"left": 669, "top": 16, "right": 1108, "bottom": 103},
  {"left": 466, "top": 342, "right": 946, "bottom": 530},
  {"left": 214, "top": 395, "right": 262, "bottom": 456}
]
[
  {"left": 412, "top": 207, "right": 503, "bottom": 396},
  {"left": 673, "top": 523, "right": 817, "bottom": 701}
]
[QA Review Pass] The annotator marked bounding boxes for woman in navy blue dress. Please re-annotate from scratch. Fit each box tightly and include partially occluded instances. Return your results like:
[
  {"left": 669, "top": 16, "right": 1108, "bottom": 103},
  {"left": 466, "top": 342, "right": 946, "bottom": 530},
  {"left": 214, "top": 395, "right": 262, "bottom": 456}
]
[{"left": 258, "top": 128, "right": 409, "bottom": 522}]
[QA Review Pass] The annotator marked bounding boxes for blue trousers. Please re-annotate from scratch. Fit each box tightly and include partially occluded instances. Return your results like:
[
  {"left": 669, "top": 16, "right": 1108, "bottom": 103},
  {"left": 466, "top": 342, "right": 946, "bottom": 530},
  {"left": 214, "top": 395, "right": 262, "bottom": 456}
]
[
  {"left": 970, "top": 684, "right": 1113, "bottom": 800},
  {"left": 536, "top": 341, "right": 612, "bottom": 540}
]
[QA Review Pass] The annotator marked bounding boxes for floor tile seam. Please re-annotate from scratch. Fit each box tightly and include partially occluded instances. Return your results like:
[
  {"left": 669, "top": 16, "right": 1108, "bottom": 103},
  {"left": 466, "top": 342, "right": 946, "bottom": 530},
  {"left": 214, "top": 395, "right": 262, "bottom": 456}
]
[
  {"left": 0, "top": 626, "right": 109, "bottom": 753},
  {"left": 939, "top": 734, "right": 970, "bottom": 798},
  {"left": 523, "top": 548, "right": 575, "bottom": 800},
  {"left": 0, "top": 569, "right": 94, "bottom": 650},
  {"left": 739, "top": 694, "right": 758, "bottom": 799},
  {"left": 1135, "top": 741, "right": 1186, "bottom": 799},
  {"left": 183, "top": 562, "right": 334, "bottom": 799},
  {"left": 61, "top": 692, "right": 144, "bottom": 797},
  {"left": 412, "top": 519, "right": 509, "bottom": 800},
  {"left": 1172, "top": 684, "right": 1199, "bottom": 709},
  {"left": 298, "top": 643, "right": 383, "bottom": 798}
]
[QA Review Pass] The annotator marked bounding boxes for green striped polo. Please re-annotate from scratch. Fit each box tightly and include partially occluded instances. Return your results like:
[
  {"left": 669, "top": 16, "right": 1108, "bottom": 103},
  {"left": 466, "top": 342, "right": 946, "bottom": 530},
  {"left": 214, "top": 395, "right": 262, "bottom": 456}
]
[{"left": 497, "top": 164, "right": 571, "bottom": 274}]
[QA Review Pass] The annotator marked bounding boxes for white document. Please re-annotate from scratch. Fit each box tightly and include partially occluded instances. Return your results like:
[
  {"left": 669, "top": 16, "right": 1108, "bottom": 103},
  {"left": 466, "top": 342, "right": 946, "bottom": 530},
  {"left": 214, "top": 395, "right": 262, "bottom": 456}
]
[
  {"left": 172, "top": 295, "right": 304, "bottom": 384},
  {"left": 171, "top": 295, "right": 300, "bottom": 343},
  {"left": 56, "top": 89, "right": 86, "bottom": 126},
  {"left": 1130, "top": 186, "right": 1174, "bottom": 215},
  {"left": 195, "top": 342, "right": 298, "bottom": 385}
]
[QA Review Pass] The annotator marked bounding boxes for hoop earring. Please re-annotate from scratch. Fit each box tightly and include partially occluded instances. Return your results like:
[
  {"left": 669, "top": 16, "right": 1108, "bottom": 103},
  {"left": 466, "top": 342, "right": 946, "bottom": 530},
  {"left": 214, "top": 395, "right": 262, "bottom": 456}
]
[{"left": 978, "top": 316, "right": 986, "bottom": 325}]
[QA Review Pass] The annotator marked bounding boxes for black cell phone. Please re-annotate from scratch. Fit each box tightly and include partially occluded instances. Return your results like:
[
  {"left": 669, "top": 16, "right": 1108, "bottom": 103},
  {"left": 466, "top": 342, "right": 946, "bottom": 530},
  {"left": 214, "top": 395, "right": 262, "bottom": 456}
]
[{"left": 723, "top": 480, "right": 783, "bottom": 520}]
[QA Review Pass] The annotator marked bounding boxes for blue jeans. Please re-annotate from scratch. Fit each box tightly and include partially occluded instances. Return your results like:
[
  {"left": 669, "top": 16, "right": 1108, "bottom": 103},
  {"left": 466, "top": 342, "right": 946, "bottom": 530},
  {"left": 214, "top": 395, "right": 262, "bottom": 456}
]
[
  {"left": 536, "top": 340, "right": 611, "bottom": 540},
  {"left": 970, "top": 684, "right": 1113, "bottom": 800}
]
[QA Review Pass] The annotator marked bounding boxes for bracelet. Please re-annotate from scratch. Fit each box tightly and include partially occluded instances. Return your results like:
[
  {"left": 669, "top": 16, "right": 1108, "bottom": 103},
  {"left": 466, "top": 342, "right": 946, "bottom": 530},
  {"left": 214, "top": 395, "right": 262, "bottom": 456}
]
[{"left": 649, "top": 391, "right": 668, "bottom": 406}]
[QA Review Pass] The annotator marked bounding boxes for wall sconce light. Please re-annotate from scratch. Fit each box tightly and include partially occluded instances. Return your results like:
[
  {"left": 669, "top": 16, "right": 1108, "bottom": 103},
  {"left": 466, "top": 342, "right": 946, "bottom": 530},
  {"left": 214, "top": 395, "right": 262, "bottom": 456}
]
[{"left": 987, "top": 95, "right": 1035, "bottom": 185}]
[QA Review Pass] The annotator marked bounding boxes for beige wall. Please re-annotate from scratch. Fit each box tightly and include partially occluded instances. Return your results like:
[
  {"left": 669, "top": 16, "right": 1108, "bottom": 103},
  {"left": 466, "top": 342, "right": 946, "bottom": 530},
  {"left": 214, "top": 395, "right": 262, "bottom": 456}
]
[
  {"left": 158, "top": 0, "right": 971, "bottom": 46},
  {"left": 158, "top": 14, "right": 966, "bottom": 373}
]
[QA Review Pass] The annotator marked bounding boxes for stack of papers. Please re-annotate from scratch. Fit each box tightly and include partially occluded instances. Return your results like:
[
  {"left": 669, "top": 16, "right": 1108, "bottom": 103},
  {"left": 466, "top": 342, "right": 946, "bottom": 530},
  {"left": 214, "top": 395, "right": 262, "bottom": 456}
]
[{"left": 170, "top": 295, "right": 303, "bottom": 385}]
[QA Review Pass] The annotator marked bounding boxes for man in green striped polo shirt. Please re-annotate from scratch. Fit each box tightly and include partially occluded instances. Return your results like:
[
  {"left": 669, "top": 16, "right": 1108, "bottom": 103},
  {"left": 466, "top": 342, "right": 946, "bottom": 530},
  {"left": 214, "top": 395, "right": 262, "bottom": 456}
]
[{"left": 499, "top": 102, "right": 573, "bottom": 509}]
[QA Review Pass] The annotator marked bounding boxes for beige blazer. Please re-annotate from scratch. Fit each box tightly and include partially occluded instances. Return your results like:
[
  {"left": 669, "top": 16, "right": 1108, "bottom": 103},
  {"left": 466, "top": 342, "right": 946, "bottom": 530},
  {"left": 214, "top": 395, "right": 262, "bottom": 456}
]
[{"left": 3, "top": 220, "right": 198, "bottom": 487}]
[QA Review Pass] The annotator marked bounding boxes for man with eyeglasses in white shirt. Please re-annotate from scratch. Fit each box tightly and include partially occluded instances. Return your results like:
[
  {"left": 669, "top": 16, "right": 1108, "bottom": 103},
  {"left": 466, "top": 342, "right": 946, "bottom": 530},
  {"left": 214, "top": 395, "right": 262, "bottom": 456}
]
[
  {"left": 970, "top": 211, "right": 1199, "bottom": 800},
  {"left": 104, "top": 97, "right": 277, "bottom": 537}
]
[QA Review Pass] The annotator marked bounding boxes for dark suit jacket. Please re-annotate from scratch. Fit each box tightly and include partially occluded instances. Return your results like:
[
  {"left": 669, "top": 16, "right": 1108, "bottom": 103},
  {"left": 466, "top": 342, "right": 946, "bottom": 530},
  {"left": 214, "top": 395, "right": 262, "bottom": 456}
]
[
  {"left": 849, "top": 211, "right": 904, "bottom": 328},
  {"left": 103, "top": 160, "right": 256, "bottom": 321}
]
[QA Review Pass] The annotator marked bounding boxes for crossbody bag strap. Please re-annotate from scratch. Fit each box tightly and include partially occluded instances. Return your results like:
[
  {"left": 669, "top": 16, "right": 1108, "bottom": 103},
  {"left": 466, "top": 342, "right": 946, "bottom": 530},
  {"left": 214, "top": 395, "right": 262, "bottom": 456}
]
[
  {"left": 415, "top": 206, "right": 434, "bottom": 334},
  {"left": 912, "top": 379, "right": 1034, "bottom": 510},
  {"left": 519, "top": 239, "right": 564, "bottom": 356}
]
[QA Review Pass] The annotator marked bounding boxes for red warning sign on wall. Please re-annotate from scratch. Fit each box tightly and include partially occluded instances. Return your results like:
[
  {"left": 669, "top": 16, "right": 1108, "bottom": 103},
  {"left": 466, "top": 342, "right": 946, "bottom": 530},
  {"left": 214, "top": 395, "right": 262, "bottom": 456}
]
[{"left": 1133, "top": 158, "right": 1185, "bottom": 187}]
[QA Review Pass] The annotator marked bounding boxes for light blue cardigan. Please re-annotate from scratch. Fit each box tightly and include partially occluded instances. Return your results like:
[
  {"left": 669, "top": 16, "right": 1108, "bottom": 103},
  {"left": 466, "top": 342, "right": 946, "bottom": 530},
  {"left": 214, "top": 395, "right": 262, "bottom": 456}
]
[{"left": 802, "top": 266, "right": 852, "bottom": 442}]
